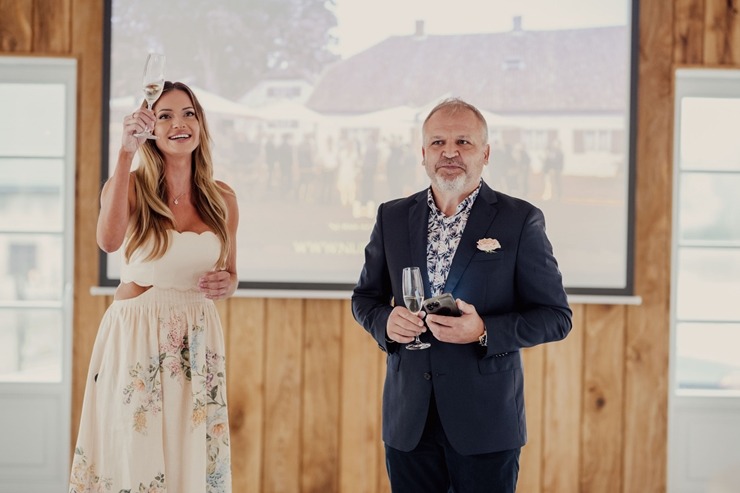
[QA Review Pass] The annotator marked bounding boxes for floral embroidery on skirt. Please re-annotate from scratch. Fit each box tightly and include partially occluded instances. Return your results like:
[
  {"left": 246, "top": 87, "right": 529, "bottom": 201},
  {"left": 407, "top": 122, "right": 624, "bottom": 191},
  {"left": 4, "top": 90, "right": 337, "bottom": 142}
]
[{"left": 69, "top": 288, "right": 231, "bottom": 493}]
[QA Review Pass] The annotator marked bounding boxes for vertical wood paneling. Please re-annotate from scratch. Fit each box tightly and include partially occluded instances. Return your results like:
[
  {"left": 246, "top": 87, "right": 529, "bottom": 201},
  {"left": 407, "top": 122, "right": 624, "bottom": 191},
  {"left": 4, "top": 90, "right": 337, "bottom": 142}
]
[
  {"left": 375, "top": 347, "right": 391, "bottom": 493},
  {"left": 704, "top": 0, "right": 740, "bottom": 65},
  {"left": 518, "top": 344, "right": 546, "bottom": 493},
  {"left": 70, "top": 292, "right": 107, "bottom": 457},
  {"left": 263, "top": 299, "right": 303, "bottom": 493},
  {"left": 622, "top": 0, "right": 674, "bottom": 491},
  {"left": 542, "top": 304, "right": 584, "bottom": 493},
  {"left": 674, "top": 0, "right": 706, "bottom": 64},
  {"left": 33, "top": 0, "right": 70, "bottom": 53},
  {"left": 339, "top": 300, "right": 382, "bottom": 493},
  {"left": 0, "top": 0, "right": 33, "bottom": 51},
  {"left": 227, "top": 298, "right": 265, "bottom": 493},
  {"left": 581, "top": 305, "right": 626, "bottom": 493},
  {"left": 68, "top": 0, "right": 104, "bottom": 460},
  {"left": 301, "top": 299, "right": 341, "bottom": 493}
]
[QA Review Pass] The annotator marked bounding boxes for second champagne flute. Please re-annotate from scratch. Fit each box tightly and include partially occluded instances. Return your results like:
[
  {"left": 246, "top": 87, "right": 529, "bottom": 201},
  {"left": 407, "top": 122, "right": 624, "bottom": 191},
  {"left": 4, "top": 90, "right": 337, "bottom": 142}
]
[
  {"left": 133, "top": 53, "right": 166, "bottom": 139},
  {"left": 402, "top": 267, "right": 430, "bottom": 350}
]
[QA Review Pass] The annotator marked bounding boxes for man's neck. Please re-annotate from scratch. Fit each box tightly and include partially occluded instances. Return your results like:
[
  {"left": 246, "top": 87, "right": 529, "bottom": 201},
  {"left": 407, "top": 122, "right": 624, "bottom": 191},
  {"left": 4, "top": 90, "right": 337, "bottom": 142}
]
[{"left": 430, "top": 185, "right": 477, "bottom": 217}]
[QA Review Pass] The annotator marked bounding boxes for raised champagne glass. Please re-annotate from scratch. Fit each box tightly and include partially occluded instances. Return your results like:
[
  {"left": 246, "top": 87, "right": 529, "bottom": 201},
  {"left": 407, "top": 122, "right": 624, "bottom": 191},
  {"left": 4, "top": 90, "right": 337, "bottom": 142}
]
[{"left": 133, "top": 53, "right": 166, "bottom": 139}]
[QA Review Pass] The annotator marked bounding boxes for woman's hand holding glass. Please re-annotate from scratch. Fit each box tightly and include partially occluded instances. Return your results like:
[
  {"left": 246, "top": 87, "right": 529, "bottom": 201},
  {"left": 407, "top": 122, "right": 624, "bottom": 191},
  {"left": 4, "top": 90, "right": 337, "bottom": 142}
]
[{"left": 123, "top": 109, "right": 156, "bottom": 152}]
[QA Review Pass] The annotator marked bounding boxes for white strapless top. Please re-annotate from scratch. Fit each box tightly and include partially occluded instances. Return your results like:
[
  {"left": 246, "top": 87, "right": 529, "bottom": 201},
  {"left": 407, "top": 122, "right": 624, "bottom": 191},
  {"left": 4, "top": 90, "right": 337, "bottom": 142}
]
[{"left": 120, "top": 230, "right": 221, "bottom": 290}]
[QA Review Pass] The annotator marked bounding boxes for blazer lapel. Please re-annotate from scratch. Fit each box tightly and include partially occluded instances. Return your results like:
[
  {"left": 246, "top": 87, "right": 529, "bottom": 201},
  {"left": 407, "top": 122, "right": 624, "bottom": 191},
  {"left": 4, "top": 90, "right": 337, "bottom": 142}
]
[
  {"left": 444, "top": 183, "right": 498, "bottom": 294},
  {"left": 408, "top": 191, "right": 431, "bottom": 296}
]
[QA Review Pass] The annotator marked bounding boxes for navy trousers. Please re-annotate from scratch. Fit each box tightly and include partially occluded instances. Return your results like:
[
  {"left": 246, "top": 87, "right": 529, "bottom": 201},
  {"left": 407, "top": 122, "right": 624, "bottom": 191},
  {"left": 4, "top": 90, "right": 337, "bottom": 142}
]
[{"left": 385, "top": 394, "right": 520, "bottom": 493}]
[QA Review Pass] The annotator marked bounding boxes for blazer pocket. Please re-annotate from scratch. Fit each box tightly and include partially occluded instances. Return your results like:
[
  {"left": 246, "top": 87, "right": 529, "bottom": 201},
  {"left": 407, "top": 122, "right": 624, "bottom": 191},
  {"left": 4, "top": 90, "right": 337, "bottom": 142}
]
[
  {"left": 471, "top": 252, "right": 504, "bottom": 262},
  {"left": 477, "top": 351, "right": 521, "bottom": 374}
]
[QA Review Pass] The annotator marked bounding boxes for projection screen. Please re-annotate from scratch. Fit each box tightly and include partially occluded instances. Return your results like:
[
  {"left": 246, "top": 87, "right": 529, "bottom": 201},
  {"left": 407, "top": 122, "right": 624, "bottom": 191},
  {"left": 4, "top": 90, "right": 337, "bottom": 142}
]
[{"left": 101, "top": 0, "right": 637, "bottom": 298}]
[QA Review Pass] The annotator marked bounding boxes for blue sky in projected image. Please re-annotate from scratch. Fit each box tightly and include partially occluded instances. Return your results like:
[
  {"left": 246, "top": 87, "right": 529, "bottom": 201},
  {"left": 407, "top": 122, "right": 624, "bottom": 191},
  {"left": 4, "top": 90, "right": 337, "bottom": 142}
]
[{"left": 331, "top": 0, "right": 630, "bottom": 58}]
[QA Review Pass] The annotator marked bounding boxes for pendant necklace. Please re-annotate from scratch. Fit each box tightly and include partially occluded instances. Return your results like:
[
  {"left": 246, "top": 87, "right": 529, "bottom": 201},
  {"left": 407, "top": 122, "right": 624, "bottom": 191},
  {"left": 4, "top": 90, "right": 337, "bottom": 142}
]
[{"left": 172, "top": 191, "right": 188, "bottom": 205}]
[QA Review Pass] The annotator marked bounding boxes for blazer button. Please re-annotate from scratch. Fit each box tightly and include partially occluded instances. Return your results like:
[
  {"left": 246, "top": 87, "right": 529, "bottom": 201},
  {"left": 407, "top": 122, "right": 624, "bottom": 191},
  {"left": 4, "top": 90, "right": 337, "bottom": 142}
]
[{"left": 423, "top": 372, "right": 432, "bottom": 380}]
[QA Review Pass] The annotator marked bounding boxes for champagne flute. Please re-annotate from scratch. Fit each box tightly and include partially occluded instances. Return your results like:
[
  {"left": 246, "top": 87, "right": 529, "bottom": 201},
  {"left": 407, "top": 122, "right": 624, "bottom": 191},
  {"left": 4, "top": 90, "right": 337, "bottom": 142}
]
[
  {"left": 133, "top": 53, "right": 166, "bottom": 139},
  {"left": 402, "top": 267, "right": 430, "bottom": 350}
]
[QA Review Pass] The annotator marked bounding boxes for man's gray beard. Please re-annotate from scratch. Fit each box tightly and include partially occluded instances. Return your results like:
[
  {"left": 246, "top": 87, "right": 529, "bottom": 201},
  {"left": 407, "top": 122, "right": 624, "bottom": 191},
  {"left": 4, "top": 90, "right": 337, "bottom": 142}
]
[{"left": 433, "top": 172, "right": 467, "bottom": 193}]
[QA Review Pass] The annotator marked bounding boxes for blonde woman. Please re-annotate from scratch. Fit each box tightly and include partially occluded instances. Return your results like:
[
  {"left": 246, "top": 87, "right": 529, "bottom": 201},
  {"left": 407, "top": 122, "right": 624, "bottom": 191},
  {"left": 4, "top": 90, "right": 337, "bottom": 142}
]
[{"left": 70, "top": 81, "right": 239, "bottom": 493}]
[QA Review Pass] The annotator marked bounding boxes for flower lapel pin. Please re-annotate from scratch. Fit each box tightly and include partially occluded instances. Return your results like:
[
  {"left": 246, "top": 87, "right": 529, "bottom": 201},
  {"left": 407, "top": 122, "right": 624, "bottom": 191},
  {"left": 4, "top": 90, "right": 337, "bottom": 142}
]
[{"left": 477, "top": 238, "right": 501, "bottom": 254}]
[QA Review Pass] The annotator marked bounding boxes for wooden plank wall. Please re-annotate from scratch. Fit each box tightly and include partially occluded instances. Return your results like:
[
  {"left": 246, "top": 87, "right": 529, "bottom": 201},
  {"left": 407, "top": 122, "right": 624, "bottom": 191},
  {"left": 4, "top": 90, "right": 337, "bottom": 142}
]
[{"left": 3, "top": 0, "right": 738, "bottom": 490}]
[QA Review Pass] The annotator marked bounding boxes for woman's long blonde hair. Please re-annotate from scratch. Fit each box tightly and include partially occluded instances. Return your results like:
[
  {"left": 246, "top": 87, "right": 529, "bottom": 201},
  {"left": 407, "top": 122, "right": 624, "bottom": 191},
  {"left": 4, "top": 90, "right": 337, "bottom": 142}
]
[{"left": 124, "top": 81, "right": 231, "bottom": 268}]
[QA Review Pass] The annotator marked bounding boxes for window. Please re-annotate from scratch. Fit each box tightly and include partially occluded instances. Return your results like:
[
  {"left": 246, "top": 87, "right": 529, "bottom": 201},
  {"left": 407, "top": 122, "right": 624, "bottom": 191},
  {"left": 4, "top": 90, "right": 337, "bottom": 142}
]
[
  {"left": 669, "top": 67, "right": 740, "bottom": 493},
  {"left": 672, "top": 78, "right": 740, "bottom": 393},
  {"left": 267, "top": 86, "right": 303, "bottom": 99},
  {"left": 0, "top": 84, "right": 68, "bottom": 382},
  {"left": 501, "top": 57, "right": 526, "bottom": 71},
  {"left": 0, "top": 56, "right": 76, "bottom": 492},
  {"left": 575, "top": 129, "right": 612, "bottom": 152},
  {"left": 522, "top": 129, "right": 552, "bottom": 152}
]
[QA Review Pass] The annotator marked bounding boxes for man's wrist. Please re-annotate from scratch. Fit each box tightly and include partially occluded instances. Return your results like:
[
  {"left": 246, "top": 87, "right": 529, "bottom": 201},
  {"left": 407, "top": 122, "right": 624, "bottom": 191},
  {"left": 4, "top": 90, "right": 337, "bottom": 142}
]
[{"left": 478, "top": 327, "right": 487, "bottom": 346}]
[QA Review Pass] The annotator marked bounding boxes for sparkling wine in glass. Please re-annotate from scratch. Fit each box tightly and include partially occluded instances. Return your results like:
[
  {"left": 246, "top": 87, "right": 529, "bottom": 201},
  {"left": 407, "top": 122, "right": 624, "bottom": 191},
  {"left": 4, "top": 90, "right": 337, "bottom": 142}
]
[
  {"left": 133, "top": 53, "right": 166, "bottom": 139},
  {"left": 402, "top": 267, "right": 430, "bottom": 350}
]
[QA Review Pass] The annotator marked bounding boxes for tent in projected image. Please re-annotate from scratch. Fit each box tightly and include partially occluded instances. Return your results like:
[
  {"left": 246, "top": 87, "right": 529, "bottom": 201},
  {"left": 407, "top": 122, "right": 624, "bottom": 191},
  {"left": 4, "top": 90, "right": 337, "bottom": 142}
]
[
  {"left": 329, "top": 105, "right": 422, "bottom": 132},
  {"left": 243, "top": 100, "right": 326, "bottom": 123},
  {"left": 109, "top": 86, "right": 260, "bottom": 119}
]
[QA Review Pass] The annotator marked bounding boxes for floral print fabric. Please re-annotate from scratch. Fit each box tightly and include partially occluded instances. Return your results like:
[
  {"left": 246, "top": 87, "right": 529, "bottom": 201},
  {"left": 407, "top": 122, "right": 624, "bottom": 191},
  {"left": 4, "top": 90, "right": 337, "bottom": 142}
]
[
  {"left": 426, "top": 184, "right": 481, "bottom": 296},
  {"left": 69, "top": 287, "right": 231, "bottom": 493}
]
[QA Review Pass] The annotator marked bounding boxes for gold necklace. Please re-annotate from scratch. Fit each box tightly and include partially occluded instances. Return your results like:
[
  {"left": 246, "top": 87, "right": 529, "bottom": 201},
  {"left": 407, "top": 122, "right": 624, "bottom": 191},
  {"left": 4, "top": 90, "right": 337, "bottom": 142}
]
[{"left": 172, "top": 191, "right": 188, "bottom": 205}]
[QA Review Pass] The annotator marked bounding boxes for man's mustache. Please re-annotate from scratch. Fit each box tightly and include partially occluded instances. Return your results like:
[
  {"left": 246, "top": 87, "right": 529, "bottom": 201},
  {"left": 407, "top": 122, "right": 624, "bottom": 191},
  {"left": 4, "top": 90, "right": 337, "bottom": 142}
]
[{"left": 435, "top": 158, "right": 465, "bottom": 169}]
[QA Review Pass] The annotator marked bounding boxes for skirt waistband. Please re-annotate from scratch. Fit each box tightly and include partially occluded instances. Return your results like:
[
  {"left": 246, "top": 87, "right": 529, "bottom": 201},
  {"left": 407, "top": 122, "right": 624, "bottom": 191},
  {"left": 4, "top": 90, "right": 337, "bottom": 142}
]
[{"left": 111, "top": 286, "right": 211, "bottom": 308}]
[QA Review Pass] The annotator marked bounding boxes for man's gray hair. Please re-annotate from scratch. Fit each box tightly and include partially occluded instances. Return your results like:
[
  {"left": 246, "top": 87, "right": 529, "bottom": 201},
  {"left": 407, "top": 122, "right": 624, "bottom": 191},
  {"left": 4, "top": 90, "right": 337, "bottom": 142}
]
[{"left": 422, "top": 97, "right": 489, "bottom": 144}]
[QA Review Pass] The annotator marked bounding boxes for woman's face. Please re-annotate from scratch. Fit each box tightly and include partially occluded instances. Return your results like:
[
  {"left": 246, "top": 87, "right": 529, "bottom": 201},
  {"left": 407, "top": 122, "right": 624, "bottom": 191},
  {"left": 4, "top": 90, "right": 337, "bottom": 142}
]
[{"left": 152, "top": 88, "right": 201, "bottom": 157}]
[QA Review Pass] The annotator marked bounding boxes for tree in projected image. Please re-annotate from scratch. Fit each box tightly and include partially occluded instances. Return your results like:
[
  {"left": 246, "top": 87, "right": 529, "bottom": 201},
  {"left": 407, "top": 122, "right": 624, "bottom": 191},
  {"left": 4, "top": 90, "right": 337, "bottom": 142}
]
[{"left": 110, "top": 0, "right": 339, "bottom": 100}]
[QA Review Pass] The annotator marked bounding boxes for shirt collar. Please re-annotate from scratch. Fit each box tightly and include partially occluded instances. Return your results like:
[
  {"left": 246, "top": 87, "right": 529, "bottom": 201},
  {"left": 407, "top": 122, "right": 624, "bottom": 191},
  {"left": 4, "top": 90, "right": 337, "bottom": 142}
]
[{"left": 426, "top": 182, "right": 482, "bottom": 218}]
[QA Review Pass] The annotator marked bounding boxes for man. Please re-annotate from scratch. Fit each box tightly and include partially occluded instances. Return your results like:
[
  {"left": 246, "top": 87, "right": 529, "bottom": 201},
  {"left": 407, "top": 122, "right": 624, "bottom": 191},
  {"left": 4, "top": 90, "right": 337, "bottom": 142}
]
[{"left": 351, "top": 98, "right": 572, "bottom": 492}]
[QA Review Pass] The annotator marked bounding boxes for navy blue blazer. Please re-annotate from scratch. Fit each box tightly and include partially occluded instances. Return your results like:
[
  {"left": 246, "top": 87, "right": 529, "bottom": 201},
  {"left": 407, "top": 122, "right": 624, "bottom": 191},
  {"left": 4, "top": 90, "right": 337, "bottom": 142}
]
[{"left": 352, "top": 181, "right": 572, "bottom": 455}]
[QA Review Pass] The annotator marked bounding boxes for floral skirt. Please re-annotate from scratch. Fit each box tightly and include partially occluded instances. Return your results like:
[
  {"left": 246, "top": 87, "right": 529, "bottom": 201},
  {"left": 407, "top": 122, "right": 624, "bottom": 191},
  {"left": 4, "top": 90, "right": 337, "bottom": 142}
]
[{"left": 69, "top": 287, "right": 231, "bottom": 493}]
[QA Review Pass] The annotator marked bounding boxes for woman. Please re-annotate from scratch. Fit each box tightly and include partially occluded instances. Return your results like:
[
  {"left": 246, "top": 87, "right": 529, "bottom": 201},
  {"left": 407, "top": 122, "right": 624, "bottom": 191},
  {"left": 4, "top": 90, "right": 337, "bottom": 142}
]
[{"left": 70, "top": 81, "right": 239, "bottom": 492}]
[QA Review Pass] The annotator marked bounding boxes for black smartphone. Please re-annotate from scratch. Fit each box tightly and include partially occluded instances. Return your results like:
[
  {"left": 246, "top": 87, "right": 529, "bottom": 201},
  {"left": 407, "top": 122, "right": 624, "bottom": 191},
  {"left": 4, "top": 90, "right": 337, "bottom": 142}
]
[{"left": 422, "top": 293, "right": 462, "bottom": 316}]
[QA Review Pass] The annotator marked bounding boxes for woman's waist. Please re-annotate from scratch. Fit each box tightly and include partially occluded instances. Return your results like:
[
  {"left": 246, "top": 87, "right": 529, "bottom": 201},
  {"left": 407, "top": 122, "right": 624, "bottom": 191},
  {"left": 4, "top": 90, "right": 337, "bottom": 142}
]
[
  {"left": 120, "top": 265, "right": 208, "bottom": 289},
  {"left": 111, "top": 285, "right": 213, "bottom": 308}
]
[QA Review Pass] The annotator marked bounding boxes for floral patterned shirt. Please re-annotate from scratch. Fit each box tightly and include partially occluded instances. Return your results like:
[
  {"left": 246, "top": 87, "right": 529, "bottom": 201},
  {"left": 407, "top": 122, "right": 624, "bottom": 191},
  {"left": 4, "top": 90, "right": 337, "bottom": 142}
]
[{"left": 426, "top": 183, "right": 481, "bottom": 296}]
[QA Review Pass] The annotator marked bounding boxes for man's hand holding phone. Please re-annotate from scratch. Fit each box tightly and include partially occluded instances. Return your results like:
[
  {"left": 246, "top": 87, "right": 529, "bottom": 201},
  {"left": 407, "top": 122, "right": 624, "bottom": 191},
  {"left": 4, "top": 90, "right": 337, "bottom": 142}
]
[
  {"left": 421, "top": 293, "right": 462, "bottom": 316},
  {"left": 423, "top": 294, "right": 486, "bottom": 345}
]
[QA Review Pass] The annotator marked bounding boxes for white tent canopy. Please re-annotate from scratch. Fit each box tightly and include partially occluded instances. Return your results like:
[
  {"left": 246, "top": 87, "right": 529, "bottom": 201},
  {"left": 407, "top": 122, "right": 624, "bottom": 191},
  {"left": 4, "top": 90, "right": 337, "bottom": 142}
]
[{"left": 109, "top": 86, "right": 260, "bottom": 119}]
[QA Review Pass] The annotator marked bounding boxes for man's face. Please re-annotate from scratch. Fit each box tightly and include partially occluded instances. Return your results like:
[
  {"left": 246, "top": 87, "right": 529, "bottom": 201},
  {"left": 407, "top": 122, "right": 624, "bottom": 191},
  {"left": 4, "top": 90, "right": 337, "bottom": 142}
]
[{"left": 421, "top": 107, "right": 489, "bottom": 194}]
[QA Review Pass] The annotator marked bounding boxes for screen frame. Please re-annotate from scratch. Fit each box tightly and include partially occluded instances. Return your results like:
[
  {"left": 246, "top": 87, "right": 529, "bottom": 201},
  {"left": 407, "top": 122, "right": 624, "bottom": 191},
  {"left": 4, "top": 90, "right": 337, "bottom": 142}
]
[{"left": 99, "top": 0, "right": 639, "bottom": 298}]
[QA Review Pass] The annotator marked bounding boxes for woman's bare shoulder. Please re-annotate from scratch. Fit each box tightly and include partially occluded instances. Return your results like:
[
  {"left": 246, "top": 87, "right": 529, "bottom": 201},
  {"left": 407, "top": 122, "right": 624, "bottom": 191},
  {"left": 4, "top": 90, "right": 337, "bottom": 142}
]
[{"left": 215, "top": 180, "right": 235, "bottom": 195}]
